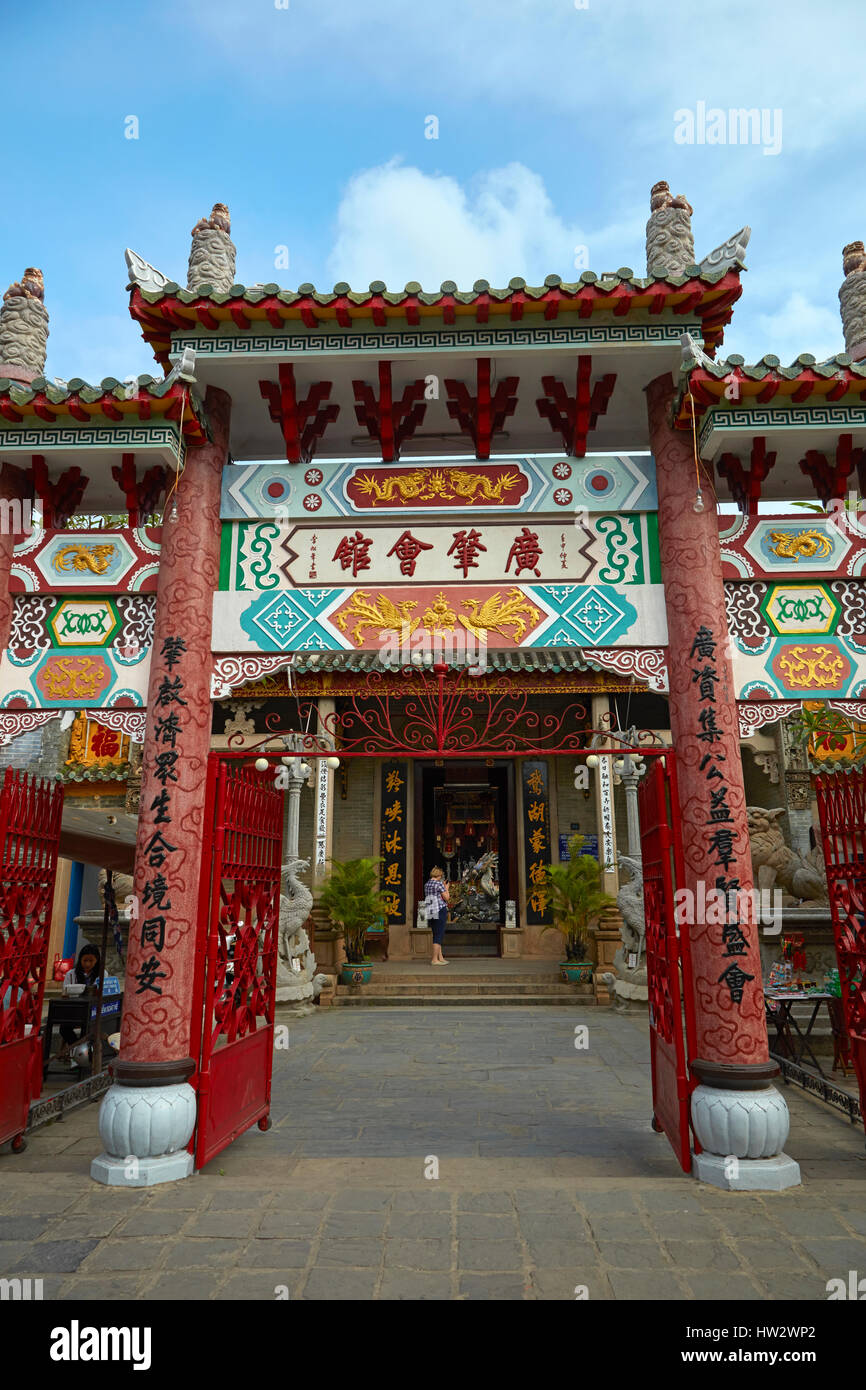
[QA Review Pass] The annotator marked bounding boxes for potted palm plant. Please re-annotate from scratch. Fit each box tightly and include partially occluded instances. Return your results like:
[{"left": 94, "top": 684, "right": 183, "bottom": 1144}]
[
  {"left": 542, "top": 833, "right": 616, "bottom": 984},
  {"left": 318, "top": 856, "right": 390, "bottom": 985}
]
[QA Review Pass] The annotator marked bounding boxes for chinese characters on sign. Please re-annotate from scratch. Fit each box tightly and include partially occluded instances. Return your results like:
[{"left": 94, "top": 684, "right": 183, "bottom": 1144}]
[
  {"left": 522, "top": 760, "right": 552, "bottom": 926},
  {"left": 135, "top": 634, "right": 188, "bottom": 999},
  {"left": 323, "top": 524, "right": 549, "bottom": 581},
  {"left": 315, "top": 757, "right": 329, "bottom": 870},
  {"left": 690, "top": 623, "right": 754, "bottom": 1009},
  {"left": 379, "top": 762, "right": 408, "bottom": 924}
]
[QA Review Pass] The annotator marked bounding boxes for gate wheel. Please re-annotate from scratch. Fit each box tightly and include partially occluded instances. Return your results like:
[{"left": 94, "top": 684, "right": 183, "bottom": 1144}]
[
  {"left": 258, "top": 1115, "right": 272, "bottom": 1132},
  {"left": 10, "top": 1134, "right": 27, "bottom": 1153},
  {"left": 651, "top": 1115, "right": 664, "bottom": 1133}
]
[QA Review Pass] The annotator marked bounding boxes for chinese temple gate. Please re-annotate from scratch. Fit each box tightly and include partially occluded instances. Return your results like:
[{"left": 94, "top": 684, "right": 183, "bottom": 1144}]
[{"left": 2, "top": 184, "right": 865, "bottom": 1189}]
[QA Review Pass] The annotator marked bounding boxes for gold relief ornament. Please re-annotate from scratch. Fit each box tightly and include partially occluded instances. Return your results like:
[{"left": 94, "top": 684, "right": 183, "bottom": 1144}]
[
  {"left": 419, "top": 592, "right": 457, "bottom": 633},
  {"left": 335, "top": 591, "right": 420, "bottom": 647},
  {"left": 64, "top": 710, "right": 89, "bottom": 764},
  {"left": 41, "top": 655, "right": 108, "bottom": 699},
  {"left": 778, "top": 645, "right": 846, "bottom": 688},
  {"left": 52, "top": 542, "right": 117, "bottom": 575},
  {"left": 353, "top": 467, "right": 521, "bottom": 506},
  {"left": 767, "top": 530, "right": 833, "bottom": 563},
  {"left": 458, "top": 589, "right": 541, "bottom": 643}
]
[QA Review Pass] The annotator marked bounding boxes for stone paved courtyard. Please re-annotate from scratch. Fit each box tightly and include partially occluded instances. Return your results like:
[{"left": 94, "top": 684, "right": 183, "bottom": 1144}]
[{"left": 2, "top": 1007, "right": 865, "bottom": 1300}]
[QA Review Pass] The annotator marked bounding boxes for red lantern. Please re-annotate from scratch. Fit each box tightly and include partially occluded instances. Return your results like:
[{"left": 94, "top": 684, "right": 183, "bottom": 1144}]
[{"left": 53, "top": 954, "right": 74, "bottom": 982}]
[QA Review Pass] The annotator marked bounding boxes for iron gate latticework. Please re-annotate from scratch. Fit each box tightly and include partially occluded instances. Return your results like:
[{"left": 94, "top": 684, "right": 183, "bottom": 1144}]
[
  {"left": 232, "top": 665, "right": 594, "bottom": 759},
  {"left": 0, "top": 768, "right": 64, "bottom": 1150},
  {"left": 638, "top": 755, "right": 698, "bottom": 1172},
  {"left": 814, "top": 771, "right": 866, "bottom": 1136},
  {"left": 191, "top": 758, "right": 283, "bottom": 1169}
]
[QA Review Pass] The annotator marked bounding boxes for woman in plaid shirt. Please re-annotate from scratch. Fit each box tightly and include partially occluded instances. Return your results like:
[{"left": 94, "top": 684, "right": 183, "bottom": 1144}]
[{"left": 425, "top": 866, "right": 450, "bottom": 966}]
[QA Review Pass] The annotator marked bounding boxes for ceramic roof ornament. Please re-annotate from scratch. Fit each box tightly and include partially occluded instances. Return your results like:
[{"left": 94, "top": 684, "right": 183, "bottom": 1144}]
[
  {"left": 187, "top": 202, "right": 236, "bottom": 293},
  {"left": 646, "top": 180, "right": 695, "bottom": 278},
  {"left": 0, "top": 267, "right": 49, "bottom": 376},
  {"left": 839, "top": 240, "right": 866, "bottom": 362}
]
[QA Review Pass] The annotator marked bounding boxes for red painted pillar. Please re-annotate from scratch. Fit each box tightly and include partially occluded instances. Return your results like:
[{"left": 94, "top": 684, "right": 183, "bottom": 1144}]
[
  {"left": 646, "top": 374, "right": 772, "bottom": 1079},
  {"left": 92, "top": 387, "right": 230, "bottom": 1186},
  {"left": 0, "top": 463, "right": 29, "bottom": 653}
]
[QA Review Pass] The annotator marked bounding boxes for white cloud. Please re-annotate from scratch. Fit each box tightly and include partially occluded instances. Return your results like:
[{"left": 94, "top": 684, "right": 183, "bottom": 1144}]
[
  {"left": 726, "top": 291, "right": 843, "bottom": 366},
  {"left": 327, "top": 160, "right": 638, "bottom": 290},
  {"left": 179, "top": 0, "right": 866, "bottom": 152}
]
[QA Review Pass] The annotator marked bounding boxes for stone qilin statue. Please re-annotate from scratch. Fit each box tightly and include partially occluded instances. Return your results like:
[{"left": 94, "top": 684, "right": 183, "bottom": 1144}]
[
  {"left": 0, "top": 267, "right": 49, "bottom": 374},
  {"left": 187, "top": 203, "right": 237, "bottom": 294},
  {"left": 839, "top": 239, "right": 866, "bottom": 361},
  {"left": 645, "top": 181, "right": 695, "bottom": 278}
]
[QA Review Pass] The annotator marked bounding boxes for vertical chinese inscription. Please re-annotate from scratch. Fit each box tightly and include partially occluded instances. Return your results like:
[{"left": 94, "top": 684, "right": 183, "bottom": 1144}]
[
  {"left": 690, "top": 623, "right": 754, "bottom": 1009},
  {"left": 379, "top": 761, "right": 408, "bottom": 924},
  {"left": 135, "top": 634, "right": 187, "bottom": 999},
  {"left": 315, "top": 757, "right": 329, "bottom": 870},
  {"left": 522, "top": 759, "right": 552, "bottom": 925}
]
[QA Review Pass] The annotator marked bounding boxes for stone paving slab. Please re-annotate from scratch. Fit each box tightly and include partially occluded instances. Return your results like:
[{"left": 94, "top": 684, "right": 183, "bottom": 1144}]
[{"left": 1, "top": 1007, "right": 864, "bottom": 1300}]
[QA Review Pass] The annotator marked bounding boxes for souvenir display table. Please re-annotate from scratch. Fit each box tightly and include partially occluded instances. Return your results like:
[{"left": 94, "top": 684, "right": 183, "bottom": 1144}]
[{"left": 764, "top": 989, "right": 852, "bottom": 1078}]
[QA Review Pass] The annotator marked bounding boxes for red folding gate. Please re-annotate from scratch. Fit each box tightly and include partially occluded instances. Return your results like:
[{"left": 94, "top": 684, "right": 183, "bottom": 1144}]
[
  {"left": 0, "top": 769, "right": 64, "bottom": 1150},
  {"left": 191, "top": 757, "right": 283, "bottom": 1169},
  {"left": 638, "top": 755, "right": 697, "bottom": 1172},
  {"left": 814, "top": 771, "right": 866, "bottom": 1133}
]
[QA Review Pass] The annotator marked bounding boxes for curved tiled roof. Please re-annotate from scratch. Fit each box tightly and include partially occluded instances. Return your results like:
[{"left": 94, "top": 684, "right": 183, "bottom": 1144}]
[
  {"left": 674, "top": 352, "right": 866, "bottom": 428},
  {"left": 130, "top": 265, "right": 744, "bottom": 364},
  {"left": 0, "top": 374, "right": 209, "bottom": 439}
]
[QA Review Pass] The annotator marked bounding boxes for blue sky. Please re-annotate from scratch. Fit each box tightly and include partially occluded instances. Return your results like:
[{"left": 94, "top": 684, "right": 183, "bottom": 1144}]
[{"left": 2, "top": 0, "right": 864, "bottom": 384}]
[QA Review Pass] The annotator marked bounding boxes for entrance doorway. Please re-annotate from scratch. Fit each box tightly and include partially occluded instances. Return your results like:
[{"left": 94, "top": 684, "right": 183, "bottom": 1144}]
[{"left": 415, "top": 762, "right": 517, "bottom": 957}]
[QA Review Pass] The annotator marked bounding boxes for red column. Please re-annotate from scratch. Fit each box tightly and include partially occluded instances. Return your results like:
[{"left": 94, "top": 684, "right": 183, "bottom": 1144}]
[
  {"left": 647, "top": 374, "right": 771, "bottom": 1077},
  {"left": 116, "top": 387, "right": 230, "bottom": 1086},
  {"left": 0, "top": 463, "right": 28, "bottom": 653}
]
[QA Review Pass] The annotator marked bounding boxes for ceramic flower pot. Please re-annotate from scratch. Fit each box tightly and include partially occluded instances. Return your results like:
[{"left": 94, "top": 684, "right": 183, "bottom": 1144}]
[
  {"left": 340, "top": 962, "right": 373, "bottom": 985},
  {"left": 560, "top": 961, "right": 593, "bottom": 985}
]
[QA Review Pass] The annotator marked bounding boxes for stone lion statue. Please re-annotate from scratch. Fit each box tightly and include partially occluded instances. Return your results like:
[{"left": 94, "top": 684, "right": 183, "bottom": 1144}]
[{"left": 746, "top": 806, "right": 828, "bottom": 905}]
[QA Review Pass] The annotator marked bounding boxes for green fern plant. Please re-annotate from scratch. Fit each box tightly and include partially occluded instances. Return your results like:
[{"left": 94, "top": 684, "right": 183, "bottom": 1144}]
[
  {"left": 318, "top": 857, "right": 390, "bottom": 964},
  {"left": 541, "top": 834, "right": 616, "bottom": 961}
]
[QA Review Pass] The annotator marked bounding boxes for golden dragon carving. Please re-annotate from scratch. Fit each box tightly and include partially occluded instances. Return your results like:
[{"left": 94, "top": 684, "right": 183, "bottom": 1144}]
[
  {"left": 767, "top": 529, "right": 833, "bottom": 563},
  {"left": 353, "top": 467, "right": 521, "bottom": 506},
  {"left": 52, "top": 543, "right": 117, "bottom": 575}
]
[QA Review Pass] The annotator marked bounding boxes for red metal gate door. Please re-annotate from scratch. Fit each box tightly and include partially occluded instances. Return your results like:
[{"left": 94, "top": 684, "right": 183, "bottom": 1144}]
[
  {"left": 192, "top": 758, "right": 283, "bottom": 1169},
  {"left": 638, "top": 755, "right": 696, "bottom": 1172},
  {"left": 0, "top": 770, "right": 64, "bottom": 1149},
  {"left": 814, "top": 771, "right": 866, "bottom": 1133}
]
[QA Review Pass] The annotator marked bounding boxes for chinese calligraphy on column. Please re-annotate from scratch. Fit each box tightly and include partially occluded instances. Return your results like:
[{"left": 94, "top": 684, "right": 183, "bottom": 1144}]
[
  {"left": 315, "top": 757, "right": 329, "bottom": 870},
  {"left": 379, "top": 761, "right": 408, "bottom": 924},
  {"left": 691, "top": 623, "right": 754, "bottom": 1008},
  {"left": 135, "top": 634, "right": 187, "bottom": 998},
  {"left": 522, "top": 760, "right": 552, "bottom": 926}
]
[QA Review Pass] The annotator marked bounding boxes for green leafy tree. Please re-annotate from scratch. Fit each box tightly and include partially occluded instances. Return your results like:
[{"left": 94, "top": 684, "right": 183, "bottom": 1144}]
[
  {"left": 790, "top": 701, "right": 866, "bottom": 770},
  {"left": 541, "top": 833, "right": 616, "bottom": 961},
  {"left": 318, "top": 857, "right": 390, "bottom": 964}
]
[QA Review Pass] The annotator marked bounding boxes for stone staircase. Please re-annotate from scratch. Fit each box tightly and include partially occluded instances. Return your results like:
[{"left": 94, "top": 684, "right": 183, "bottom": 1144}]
[{"left": 332, "top": 965, "right": 594, "bottom": 1007}]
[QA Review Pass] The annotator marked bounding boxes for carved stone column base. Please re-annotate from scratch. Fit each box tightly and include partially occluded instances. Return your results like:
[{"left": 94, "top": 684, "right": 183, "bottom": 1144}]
[
  {"left": 91, "top": 1080, "right": 196, "bottom": 1188},
  {"left": 690, "top": 1082, "right": 800, "bottom": 1191},
  {"left": 91, "top": 1148, "right": 194, "bottom": 1188},
  {"left": 693, "top": 1150, "right": 801, "bottom": 1192}
]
